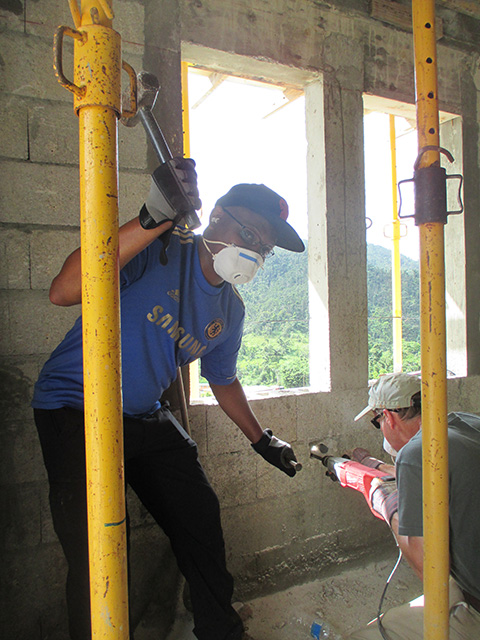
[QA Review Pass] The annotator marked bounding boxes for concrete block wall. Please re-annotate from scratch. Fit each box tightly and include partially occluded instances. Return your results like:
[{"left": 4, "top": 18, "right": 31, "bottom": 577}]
[{"left": 1, "top": 0, "right": 479, "bottom": 638}]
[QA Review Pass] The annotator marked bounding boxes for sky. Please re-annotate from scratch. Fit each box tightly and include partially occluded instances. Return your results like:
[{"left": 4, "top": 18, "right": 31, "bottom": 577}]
[
  {"left": 187, "top": 69, "right": 420, "bottom": 261},
  {"left": 187, "top": 71, "right": 308, "bottom": 240},
  {"left": 363, "top": 112, "right": 419, "bottom": 261}
]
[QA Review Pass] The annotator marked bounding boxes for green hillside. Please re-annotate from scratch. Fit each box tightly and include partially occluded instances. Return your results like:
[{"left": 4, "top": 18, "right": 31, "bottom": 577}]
[
  {"left": 222, "top": 244, "right": 420, "bottom": 388},
  {"left": 366, "top": 245, "right": 420, "bottom": 377}
]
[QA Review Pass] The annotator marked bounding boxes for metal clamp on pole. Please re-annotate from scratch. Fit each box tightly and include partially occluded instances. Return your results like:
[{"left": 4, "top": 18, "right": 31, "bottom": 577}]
[{"left": 397, "top": 145, "right": 464, "bottom": 224}]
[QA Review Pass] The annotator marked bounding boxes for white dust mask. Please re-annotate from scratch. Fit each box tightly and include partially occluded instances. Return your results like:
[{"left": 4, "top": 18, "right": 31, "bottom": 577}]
[
  {"left": 203, "top": 238, "right": 263, "bottom": 285},
  {"left": 383, "top": 437, "right": 398, "bottom": 458}
]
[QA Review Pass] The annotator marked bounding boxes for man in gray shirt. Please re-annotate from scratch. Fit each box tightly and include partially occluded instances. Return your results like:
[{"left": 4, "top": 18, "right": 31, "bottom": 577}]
[{"left": 348, "top": 372, "right": 480, "bottom": 640}]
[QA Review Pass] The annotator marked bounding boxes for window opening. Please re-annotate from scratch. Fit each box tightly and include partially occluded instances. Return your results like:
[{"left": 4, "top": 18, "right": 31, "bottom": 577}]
[
  {"left": 363, "top": 97, "right": 465, "bottom": 380},
  {"left": 185, "top": 67, "right": 308, "bottom": 400}
]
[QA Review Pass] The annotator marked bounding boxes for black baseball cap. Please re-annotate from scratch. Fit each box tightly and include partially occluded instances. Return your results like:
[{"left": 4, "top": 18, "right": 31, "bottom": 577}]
[{"left": 215, "top": 183, "right": 305, "bottom": 253}]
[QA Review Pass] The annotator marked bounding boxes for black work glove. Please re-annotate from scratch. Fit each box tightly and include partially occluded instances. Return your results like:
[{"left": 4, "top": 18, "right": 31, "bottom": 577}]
[
  {"left": 252, "top": 429, "right": 298, "bottom": 477},
  {"left": 139, "top": 157, "right": 202, "bottom": 229}
]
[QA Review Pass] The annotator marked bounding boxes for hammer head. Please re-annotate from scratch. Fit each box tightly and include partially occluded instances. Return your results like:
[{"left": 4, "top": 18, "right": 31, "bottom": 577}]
[{"left": 121, "top": 71, "right": 160, "bottom": 127}]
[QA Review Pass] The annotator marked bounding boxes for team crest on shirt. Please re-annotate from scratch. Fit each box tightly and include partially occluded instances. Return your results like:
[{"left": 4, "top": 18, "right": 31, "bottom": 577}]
[
  {"left": 167, "top": 289, "right": 180, "bottom": 303},
  {"left": 205, "top": 318, "right": 224, "bottom": 340}
]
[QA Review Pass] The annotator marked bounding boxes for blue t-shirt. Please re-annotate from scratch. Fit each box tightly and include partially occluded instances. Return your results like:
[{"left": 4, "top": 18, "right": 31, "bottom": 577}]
[{"left": 32, "top": 229, "right": 245, "bottom": 417}]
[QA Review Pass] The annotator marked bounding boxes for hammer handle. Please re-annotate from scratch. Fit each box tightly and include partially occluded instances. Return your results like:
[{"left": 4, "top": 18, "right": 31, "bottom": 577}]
[
  {"left": 139, "top": 109, "right": 172, "bottom": 164},
  {"left": 139, "top": 109, "right": 201, "bottom": 232}
]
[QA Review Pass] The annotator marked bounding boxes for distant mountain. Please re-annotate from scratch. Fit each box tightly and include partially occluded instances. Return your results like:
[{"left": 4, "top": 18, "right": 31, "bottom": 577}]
[
  {"left": 367, "top": 244, "right": 419, "bottom": 272},
  {"left": 233, "top": 242, "right": 420, "bottom": 387}
]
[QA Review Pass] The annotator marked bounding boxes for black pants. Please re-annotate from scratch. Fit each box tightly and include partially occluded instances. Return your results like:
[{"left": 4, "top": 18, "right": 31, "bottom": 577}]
[{"left": 34, "top": 405, "right": 243, "bottom": 640}]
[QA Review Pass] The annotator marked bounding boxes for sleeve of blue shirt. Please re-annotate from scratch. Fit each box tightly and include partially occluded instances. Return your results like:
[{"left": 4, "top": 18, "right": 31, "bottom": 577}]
[
  {"left": 120, "top": 243, "right": 153, "bottom": 289},
  {"left": 200, "top": 314, "right": 244, "bottom": 386}
]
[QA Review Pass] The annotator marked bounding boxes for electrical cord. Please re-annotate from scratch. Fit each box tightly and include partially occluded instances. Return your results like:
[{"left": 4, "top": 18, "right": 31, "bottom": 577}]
[{"left": 377, "top": 548, "right": 403, "bottom": 640}]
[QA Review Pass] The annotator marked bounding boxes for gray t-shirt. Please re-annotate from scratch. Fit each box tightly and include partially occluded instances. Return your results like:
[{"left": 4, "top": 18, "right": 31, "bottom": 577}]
[{"left": 396, "top": 411, "right": 480, "bottom": 600}]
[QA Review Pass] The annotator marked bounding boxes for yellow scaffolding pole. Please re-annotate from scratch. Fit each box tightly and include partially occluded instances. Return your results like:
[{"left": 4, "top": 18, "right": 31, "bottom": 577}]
[
  {"left": 181, "top": 61, "right": 201, "bottom": 401},
  {"left": 412, "top": 1, "right": 450, "bottom": 639},
  {"left": 54, "top": 1, "right": 129, "bottom": 637},
  {"left": 389, "top": 114, "right": 403, "bottom": 373}
]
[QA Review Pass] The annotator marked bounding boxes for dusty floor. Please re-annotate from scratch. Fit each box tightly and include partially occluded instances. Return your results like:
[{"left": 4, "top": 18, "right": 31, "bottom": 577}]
[{"left": 165, "top": 549, "right": 422, "bottom": 639}]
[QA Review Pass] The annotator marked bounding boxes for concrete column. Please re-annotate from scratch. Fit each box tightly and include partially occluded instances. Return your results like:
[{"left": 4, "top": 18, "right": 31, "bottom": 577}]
[
  {"left": 144, "top": 0, "right": 184, "bottom": 168},
  {"left": 441, "top": 117, "right": 467, "bottom": 378},
  {"left": 308, "top": 35, "right": 369, "bottom": 392},
  {"left": 461, "top": 70, "right": 480, "bottom": 375}
]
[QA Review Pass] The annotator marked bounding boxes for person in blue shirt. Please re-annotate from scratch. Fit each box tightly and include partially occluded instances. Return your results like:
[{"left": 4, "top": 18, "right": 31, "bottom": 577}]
[{"left": 32, "top": 158, "right": 304, "bottom": 640}]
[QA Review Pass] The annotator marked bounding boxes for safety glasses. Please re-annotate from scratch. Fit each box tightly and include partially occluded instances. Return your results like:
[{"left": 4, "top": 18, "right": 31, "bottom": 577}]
[
  {"left": 222, "top": 207, "right": 275, "bottom": 259},
  {"left": 371, "top": 412, "right": 384, "bottom": 429}
]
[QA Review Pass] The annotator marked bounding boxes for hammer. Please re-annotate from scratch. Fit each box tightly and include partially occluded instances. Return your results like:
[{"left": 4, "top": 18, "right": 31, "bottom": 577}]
[{"left": 121, "top": 71, "right": 201, "bottom": 246}]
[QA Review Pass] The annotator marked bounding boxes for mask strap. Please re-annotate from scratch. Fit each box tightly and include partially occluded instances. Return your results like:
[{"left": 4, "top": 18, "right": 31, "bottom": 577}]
[{"left": 202, "top": 236, "right": 229, "bottom": 257}]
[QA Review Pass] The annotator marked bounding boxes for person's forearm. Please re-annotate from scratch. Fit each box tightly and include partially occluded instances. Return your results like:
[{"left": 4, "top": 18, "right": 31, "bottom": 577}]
[
  {"left": 390, "top": 514, "right": 424, "bottom": 581},
  {"left": 49, "top": 217, "right": 172, "bottom": 306},
  {"left": 378, "top": 462, "right": 396, "bottom": 475},
  {"left": 210, "top": 378, "right": 264, "bottom": 443}
]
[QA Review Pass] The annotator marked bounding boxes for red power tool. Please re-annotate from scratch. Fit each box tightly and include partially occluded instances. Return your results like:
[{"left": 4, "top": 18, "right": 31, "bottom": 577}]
[{"left": 310, "top": 443, "right": 393, "bottom": 520}]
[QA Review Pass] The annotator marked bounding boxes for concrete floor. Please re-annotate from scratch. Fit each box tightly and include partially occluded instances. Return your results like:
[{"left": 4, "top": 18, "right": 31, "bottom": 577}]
[{"left": 164, "top": 549, "right": 422, "bottom": 640}]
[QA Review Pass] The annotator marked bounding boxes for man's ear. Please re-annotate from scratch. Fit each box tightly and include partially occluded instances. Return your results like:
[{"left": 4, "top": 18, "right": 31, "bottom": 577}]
[{"left": 382, "top": 409, "right": 397, "bottom": 430}]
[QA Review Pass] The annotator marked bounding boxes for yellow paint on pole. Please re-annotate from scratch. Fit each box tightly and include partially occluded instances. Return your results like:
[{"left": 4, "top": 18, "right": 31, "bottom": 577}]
[
  {"left": 182, "top": 61, "right": 201, "bottom": 401},
  {"left": 65, "top": 1, "right": 129, "bottom": 637},
  {"left": 389, "top": 114, "right": 403, "bottom": 373},
  {"left": 412, "top": 1, "right": 450, "bottom": 639}
]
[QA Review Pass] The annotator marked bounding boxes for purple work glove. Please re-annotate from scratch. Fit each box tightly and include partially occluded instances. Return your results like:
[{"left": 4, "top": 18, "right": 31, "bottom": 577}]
[
  {"left": 369, "top": 476, "right": 398, "bottom": 526},
  {"left": 252, "top": 429, "right": 298, "bottom": 477}
]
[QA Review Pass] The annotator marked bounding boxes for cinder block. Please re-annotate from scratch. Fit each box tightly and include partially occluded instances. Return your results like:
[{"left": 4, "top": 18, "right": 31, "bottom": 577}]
[
  {"left": 296, "top": 387, "right": 367, "bottom": 443},
  {"left": 250, "top": 394, "right": 298, "bottom": 443},
  {"left": 115, "top": 1, "right": 146, "bottom": 52},
  {"left": 0, "top": 1, "right": 24, "bottom": 33},
  {"left": 1, "top": 543, "right": 68, "bottom": 639},
  {"left": 118, "top": 119, "right": 148, "bottom": 171},
  {"left": 203, "top": 450, "right": 256, "bottom": 508},
  {"left": 119, "top": 169, "right": 155, "bottom": 225},
  {"left": 28, "top": 102, "right": 78, "bottom": 166},
  {"left": 25, "top": 0, "right": 72, "bottom": 37},
  {"left": 0, "top": 356, "right": 40, "bottom": 423},
  {"left": 0, "top": 483, "right": 42, "bottom": 547},
  {"left": 3, "top": 418, "right": 40, "bottom": 488},
  {"left": 0, "top": 94, "right": 29, "bottom": 160},
  {"left": 0, "top": 160, "right": 80, "bottom": 225},
  {"left": 0, "top": 228, "right": 30, "bottom": 290},
  {"left": 221, "top": 501, "right": 267, "bottom": 559},
  {"left": 35, "top": 52, "right": 149, "bottom": 169},
  {"left": 203, "top": 402, "right": 250, "bottom": 455},
  {"left": 26, "top": 0, "right": 146, "bottom": 56},
  {"left": 0, "top": 161, "right": 149, "bottom": 227},
  {"left": 30, "top": 228, "right": 80, "bottom": 291},
  {"left": 254, "top": 444, "right": 310, "bottom": 501},
  {"left": 0, "top": 290, "right": 79, "bottom": 356},
  {"left": 222, "top": 493, "right": 304, "bottom": 557},
  {"left": 0, "top": 31, "right": 74, "bottom": 102}
]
